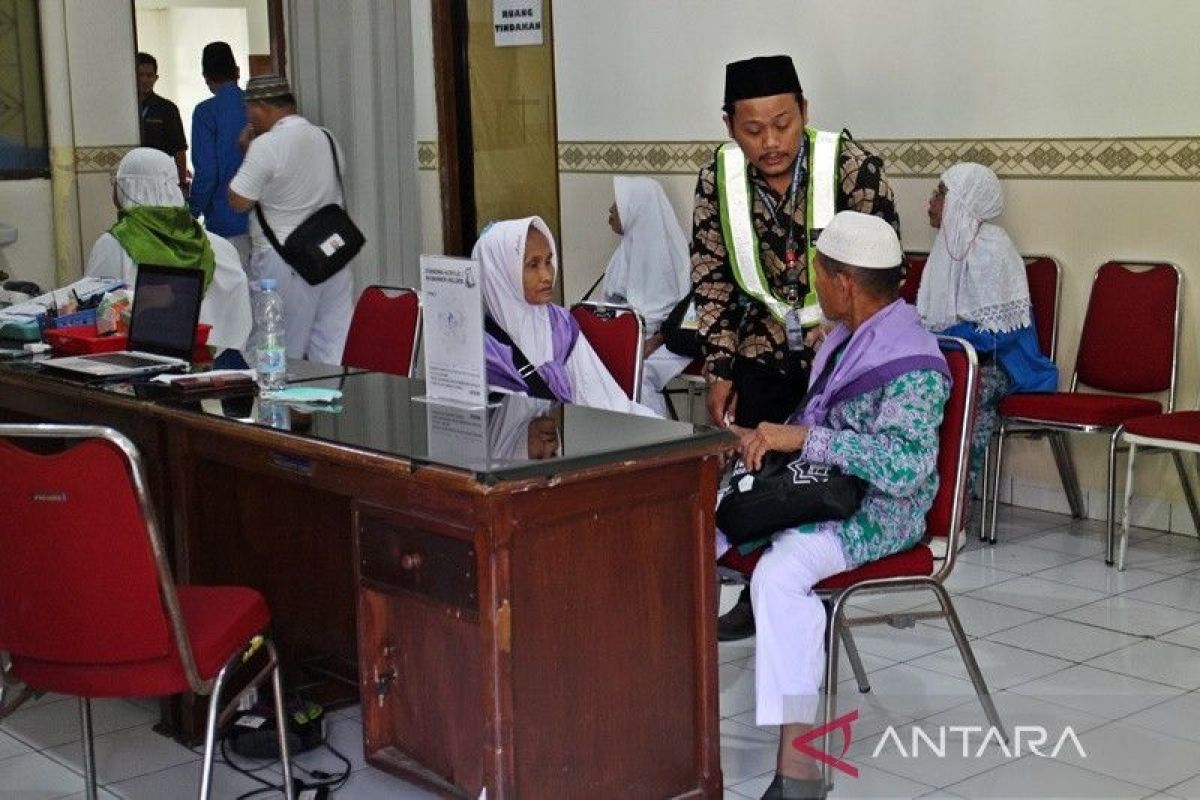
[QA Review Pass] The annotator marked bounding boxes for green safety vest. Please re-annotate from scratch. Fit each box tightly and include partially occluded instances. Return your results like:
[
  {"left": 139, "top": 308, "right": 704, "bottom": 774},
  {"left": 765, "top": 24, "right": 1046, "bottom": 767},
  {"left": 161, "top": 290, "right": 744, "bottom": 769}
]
[{"left": 716, "top": 127, "right": 843, "bottom": 327}]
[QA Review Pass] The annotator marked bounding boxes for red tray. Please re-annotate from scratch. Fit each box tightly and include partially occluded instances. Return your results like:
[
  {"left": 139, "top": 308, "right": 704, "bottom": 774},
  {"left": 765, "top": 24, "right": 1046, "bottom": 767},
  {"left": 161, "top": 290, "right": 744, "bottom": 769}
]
[{"left": 45, "top": 323, "right": 212, "bottom": 356}]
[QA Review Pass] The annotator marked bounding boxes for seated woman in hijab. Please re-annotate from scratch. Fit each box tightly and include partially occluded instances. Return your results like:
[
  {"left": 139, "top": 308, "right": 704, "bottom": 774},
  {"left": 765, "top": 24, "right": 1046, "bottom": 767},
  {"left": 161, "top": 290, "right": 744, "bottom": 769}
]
[
  {"left": 918, "top": 162, "right": 1057, "bottom": 493},
  {"left": 475, "top": 216, "right": 658, "bottom": 417},
  {"left": 722, "top": 211, "right": 950, "bottom": 800},
  {"left": 603, "top": 177, "right": 694, "bottom": 416},
  {"left": 85, "top": 147, "right": 251, "bottom": 352}
]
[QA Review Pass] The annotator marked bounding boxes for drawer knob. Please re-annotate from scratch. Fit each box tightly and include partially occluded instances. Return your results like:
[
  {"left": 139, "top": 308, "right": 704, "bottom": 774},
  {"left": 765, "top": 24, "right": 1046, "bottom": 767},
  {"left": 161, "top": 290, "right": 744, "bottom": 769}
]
[{"left": 399, "top": 552, "right": 423, "bottom": 571}]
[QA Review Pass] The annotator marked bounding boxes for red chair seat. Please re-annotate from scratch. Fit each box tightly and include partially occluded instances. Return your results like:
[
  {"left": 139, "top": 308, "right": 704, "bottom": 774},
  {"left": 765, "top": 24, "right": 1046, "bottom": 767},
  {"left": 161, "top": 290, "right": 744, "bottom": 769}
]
[
  {"left": 1123, "top": 411, "right": 1200, "bottom": 445},
  {"left": 815, "top": 543, "right": 935, "bottom": 591},
  {"left": 12, "top": 586, "right": 269, "bottom": 698},
  {"left": 717, "top": 545, "right": 766, "bottom": 576},
  {"left": 1000, "top": 392, "right": 1162, "bottom": 427}
]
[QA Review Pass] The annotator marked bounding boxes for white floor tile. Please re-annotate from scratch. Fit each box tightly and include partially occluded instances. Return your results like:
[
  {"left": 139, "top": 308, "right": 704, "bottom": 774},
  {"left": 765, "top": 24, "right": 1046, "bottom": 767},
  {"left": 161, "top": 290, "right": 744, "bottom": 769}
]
[
  {"left": 1160, "top": 621, "right": 1200, "bottom": 650},
  {"left": 966, "top": 575, "right": 1107, "bottom": 615},
  {"left": 1120, "top": 537, "right": 1200, "bottom": 576},
  {"left": 45, "top": 722, "right": 197, "bottom": 785},
  {"left": 1022, "top": 527, "right": 1110, "bottom": 557},
  {"left": 1053, "top": 720, "right": 1200, "bottom": 792},
  {"left": 1086, "top": 641, "right": 1200, "bottom": 690},
  {"left": 842, "top": 622, "right": 960, "bottom": 663},
  {"left": 720, "top": 663, "right": 758, "bottom": 719},
  {"left": 1122, "top": 691, "right": 1200, "bottom": 744},
  {"left": 105, "top": 758, "right": 266, "bottom": 800},
  {"left": 1030, "top": 559, "right": 1169, "bottom": 594},
  {"left": 826, "top": 762, "right": 935, "bottom": 798},
  {"left": 908, "top": 639, "right": 1071, "bottom": 691},
  {"left": 718, "top": 717, "right": 778, "bottom": 784},
  {"left": 988, "top": 617, "right": 1142, "bottom": 662},
  {"left": 719, "top": 636, "right": 758, "bottom": 666},
  {"left": 1007, "top": 664, "right": 1182, "bottom": 721},
  {"left": 833, "top": 663, "right": 981, "bottom": 723},
  {"left": 1163, "top": 772, "right": 1200, "bottom": 799},
  {"left": 0, "top": 697, "right": 157, "bottom": 750},
  {"left": 0, "top": 729, "right": 32, "bottom": 761},
  {"left": 942, "top": 561, "right": 1023, "bottom": 594},
  {"left": 332, "top": 765, "right": 440, "bottom": 798},
  {"left": 947, "top": 754, "right": 1151, "bottom": 799},
  {"left": 0, "top": 750, "right": 90, "bottom": 799},
  {"left": 913, "top": 594, "right": 1043, "bottom": 637},
  {"left": 1125, "top": 574, "right": 1200, "bottom": 612},
  {"left": 957, "top": 543, "right": 1087, "bottom": 576},
  {"left": 1058, "top": 596, "right": 1200, "bottom": 637}
]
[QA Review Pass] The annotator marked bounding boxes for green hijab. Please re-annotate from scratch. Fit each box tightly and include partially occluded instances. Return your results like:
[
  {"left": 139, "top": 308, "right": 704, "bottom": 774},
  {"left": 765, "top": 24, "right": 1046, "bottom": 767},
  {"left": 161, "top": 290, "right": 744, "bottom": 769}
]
[{"left": 110, "top": 206, "right": 215, "bottom": 292}]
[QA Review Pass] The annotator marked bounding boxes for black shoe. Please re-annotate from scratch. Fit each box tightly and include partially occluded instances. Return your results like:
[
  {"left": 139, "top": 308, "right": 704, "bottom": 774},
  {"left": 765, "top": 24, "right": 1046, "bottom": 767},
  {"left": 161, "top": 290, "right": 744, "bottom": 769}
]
[
  {"left": 718, "top": 586, "right": 755, "bottom": 641},
  {"left": 760, "top": 773, "right": 827, "bottom": 800}
]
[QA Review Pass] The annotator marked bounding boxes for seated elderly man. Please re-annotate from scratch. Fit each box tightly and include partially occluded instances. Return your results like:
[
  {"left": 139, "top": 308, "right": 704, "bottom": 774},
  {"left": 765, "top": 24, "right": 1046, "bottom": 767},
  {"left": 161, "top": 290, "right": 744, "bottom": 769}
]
[
  {"left": 86, "top": 147, "right": 251, "bottom": 352},
  {"left": 722, "top": 211, "right": 950, "bottom": 800}
]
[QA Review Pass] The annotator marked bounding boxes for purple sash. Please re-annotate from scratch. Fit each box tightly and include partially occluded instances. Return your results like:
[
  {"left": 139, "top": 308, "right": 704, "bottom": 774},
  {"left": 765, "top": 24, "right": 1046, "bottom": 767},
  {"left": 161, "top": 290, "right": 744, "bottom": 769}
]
[
  {"left": 485, "top": 305, "right": 580, "bottom": 402},
  {"left": 796, "top": 300, "right": 949, "bottom": 426}
]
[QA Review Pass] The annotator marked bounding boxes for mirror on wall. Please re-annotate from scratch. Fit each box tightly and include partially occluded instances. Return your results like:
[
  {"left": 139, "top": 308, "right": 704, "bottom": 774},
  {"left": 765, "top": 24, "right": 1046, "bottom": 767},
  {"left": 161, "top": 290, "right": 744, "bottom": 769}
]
[{"left": 131, "top": 0, "right": 283, "bottom": 180}]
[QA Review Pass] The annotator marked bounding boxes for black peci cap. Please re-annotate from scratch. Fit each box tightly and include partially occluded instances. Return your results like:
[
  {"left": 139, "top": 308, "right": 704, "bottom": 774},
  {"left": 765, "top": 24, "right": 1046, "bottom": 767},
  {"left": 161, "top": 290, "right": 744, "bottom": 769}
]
[{"left": 724, "top": 55, "right": 802, "bottom": 107}]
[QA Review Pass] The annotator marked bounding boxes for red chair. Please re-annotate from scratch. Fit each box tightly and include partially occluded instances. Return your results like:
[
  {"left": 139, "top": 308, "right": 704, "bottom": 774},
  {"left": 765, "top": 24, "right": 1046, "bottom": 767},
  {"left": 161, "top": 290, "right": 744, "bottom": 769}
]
[
  {"left": 569, "top": 301, "right": 645, "bottom": 401},
  {"left": 0, "top": 425, "right": 295, "bottom": 800},
  {"left": 341, "top": 286, "right": 422, "bottom": 376},
  {"left": 987, "top": 261, "right": 1183, "bottom": 563},
  {"left": 897, "top": 251, "right": 928, "bottom": 305},
  {"left": 813, "top": 337, "right": 1002, "bottom": 788},
  {"left": 1118, "top": 412, "right": 1200, "bottom": 569},
  {"left": 978, "top": 256, "right": 1062, "bottom": 540}
]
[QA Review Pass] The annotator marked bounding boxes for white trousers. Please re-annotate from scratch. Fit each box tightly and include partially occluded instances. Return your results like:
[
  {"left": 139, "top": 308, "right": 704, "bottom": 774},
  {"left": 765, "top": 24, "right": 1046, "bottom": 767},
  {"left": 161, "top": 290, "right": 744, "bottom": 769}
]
[
  {"left": 750, "top": 529, "right": 848, "bottom": 726},
  {"left": 251, "top": 249, "right": 354, "bottom": 365},
  {"left": 225, "top": 233, "right": 251, "bottom": 272},
  {"left": 639, "top": 346, "right": 694, "bottom": 417}
]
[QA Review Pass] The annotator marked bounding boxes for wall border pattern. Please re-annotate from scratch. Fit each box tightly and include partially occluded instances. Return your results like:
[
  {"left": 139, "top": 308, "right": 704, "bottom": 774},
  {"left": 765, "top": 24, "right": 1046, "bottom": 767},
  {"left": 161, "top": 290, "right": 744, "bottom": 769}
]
[
  {"left": 74, "top": 145, "right": 135, "bottom": 175},
  {"left": 417, "top": 138, "right": 1200, "bottom": 180}
]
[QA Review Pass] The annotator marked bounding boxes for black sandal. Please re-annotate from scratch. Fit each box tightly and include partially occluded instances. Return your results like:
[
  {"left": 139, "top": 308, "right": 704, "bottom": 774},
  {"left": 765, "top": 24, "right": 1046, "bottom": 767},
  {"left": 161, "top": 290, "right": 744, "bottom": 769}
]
[{"left": 759, "top": 772, "right": 828, "bottom": 800}]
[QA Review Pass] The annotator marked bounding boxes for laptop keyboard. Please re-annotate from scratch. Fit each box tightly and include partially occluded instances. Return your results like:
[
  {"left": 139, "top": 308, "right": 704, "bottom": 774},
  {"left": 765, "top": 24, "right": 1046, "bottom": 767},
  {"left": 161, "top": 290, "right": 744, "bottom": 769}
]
[{"left": 83, "top": 353, "right": 172, "bottom": 368}]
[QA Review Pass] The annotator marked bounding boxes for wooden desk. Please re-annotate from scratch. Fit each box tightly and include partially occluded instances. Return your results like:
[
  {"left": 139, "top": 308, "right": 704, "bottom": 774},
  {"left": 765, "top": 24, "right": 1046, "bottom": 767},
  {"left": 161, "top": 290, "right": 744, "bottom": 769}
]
[{"left": 0, "top": 366, "right": 729, "bottom": 798}]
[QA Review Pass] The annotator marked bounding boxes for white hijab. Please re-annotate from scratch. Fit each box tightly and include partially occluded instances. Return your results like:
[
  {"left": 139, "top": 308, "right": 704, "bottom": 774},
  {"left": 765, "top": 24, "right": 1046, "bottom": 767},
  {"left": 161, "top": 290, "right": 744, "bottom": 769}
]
[
  {"left": 85, "top": 148, "right": 252, "bottom": 351},
  {"left": 602, "top": 176, "right": 690, "bottom": 334},
  {"left": 473, "top": 217, "right": 659, "bottom": 417},
  {"left": 917, "top": 163, "right": 1031, "bottom": 334}
]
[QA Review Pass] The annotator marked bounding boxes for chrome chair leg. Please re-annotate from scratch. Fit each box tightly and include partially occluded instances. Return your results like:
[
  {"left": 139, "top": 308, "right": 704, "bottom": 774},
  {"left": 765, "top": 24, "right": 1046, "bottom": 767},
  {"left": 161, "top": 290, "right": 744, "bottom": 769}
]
[
  {"left": 839, "top": 625, "right": 871, "bottom": 694},
  {"left": 987, "top": 424, "right": 1008, "bottom": 544},
  {"left": 820, "top": 596, "right": 845, "bottom": 796},
  {"left": 1119, "top": 442, "right": 1138, "bottom": 572},
  {"left": 1172, "top": 450, "right": 1200, "bottom": 536},
  {"left": 1105, "top": 428, "right": 1124, "bottom": 566},
  {"left": 979, "top": 440, "right": 993, "bottom": 541},
  {"left": 199, "top": 657, "right": 233, "bottom": 800},
  {"left": 1049, "top": 432, "right": 1086, "bottom": 519},
  {"left": 929, "top": 581, "right": 1005, "bottom": 738},
  {"left": 268, "top": 640, "right": 295, "bottom": 800},
  {"left": 80, "top": 697, "right": 98, "bottom": 800}
]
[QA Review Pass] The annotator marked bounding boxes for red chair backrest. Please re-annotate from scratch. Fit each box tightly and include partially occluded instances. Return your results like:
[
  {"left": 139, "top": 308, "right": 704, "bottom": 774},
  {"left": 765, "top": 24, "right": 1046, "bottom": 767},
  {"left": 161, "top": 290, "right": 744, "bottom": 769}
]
[
  {"left": 1076, "top": 262, "right": 1179, "bottom": 394},
  {"left": 342, "top": 286, "right": 421, "bottom": 377},
  {"left": 898, "top": 252, "right": 928, "bottom": 305},
  {"left": 925, "top": 339, "right": 980, "bottom": 540},
  {"left": 569, "top": 303, "right": 644, "bottom": 401},
  {"left": 0, "top": 433, "right": 171, "bottom": 665},
  {"left": 1024, "top": 256, "right": 1060, "bottom": 360}
]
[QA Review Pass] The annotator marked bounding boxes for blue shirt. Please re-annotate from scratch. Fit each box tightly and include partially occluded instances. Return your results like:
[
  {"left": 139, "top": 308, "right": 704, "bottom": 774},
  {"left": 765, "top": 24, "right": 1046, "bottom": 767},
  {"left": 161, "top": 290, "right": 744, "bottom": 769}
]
[{"left": 189, "top": 83, "right": 248, "bottom": 238}]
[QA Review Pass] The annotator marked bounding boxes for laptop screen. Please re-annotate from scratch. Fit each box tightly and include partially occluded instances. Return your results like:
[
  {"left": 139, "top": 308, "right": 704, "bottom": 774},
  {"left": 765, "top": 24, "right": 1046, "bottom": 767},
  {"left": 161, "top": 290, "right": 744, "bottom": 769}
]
[{"left": 127, "top": 265, "right": 205, "bottom": 360}]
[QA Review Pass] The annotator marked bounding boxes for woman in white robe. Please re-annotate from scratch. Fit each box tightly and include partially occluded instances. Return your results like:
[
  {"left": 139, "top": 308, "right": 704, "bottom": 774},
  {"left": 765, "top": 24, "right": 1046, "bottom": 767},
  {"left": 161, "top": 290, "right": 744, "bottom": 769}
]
[
  {"left": 475, "top": 216, "right": 658, "bottom": 417},
  {"left": 85, "top": 148, "right": 251, "bottom": 352}
]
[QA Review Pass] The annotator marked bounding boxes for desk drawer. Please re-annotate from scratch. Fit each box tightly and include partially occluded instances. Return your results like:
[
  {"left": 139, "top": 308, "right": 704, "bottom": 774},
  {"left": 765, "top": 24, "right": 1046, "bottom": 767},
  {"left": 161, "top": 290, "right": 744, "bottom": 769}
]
[{"left": 359, "top": 518, "right": 477, "bottom": 613}]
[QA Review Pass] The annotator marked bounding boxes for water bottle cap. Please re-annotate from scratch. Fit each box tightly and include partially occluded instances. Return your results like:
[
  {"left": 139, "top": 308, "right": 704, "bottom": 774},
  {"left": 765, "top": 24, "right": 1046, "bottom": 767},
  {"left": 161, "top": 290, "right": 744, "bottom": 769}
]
[{"left": 259, "top": 278, "right": 277, "bottom": 290}]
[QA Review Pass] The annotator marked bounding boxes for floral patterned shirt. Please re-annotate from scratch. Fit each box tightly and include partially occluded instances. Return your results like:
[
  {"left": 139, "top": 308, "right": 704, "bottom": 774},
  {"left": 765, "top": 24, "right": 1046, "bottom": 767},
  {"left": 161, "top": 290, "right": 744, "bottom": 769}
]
[
  {"left": 797, "top": 369, "right": 949, "bottom": 568},
  {"left": 690, "top": 136, "right": 900, "bottom": 381}
]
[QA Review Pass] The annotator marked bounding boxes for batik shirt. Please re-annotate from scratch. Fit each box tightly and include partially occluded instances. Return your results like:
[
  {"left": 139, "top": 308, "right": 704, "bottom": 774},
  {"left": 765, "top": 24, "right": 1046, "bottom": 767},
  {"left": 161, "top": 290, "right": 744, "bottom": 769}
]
[
  {"left": 797, "top": 369, "right": 949, "bottom": 568},
  {"left": 690, "top": 137, "right": 900, "bottom": 381}
]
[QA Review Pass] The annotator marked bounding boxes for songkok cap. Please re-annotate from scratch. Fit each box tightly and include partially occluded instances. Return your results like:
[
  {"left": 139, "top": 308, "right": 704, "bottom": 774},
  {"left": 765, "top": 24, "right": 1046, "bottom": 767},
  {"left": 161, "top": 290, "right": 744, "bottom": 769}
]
[
  {"left": 201, "top": 42, "right": 237, "bottom": 76},
  {"left": 724, "top": 55, "right": 802, "bottom": 107},
  {"left": 815, "top": 211, "right": 903, "bottom": 270},
  {"left": 244, "top": 74, "right": 291, "bottom": 102}
]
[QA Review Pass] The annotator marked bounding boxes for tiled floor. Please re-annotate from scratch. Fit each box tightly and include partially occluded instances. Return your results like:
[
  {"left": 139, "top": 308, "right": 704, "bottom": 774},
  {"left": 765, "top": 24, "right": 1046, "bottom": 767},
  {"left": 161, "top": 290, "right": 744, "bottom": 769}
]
[{"left": 5, "top": 504, "right": 1200, "bottom": 799}]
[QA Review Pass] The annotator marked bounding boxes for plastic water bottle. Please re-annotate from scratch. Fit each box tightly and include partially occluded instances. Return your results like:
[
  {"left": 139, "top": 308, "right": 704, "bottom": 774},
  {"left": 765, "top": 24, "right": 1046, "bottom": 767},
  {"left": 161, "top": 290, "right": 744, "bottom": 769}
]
[{"left": 254, "top": 279, "right": 287, "bottom": 392}]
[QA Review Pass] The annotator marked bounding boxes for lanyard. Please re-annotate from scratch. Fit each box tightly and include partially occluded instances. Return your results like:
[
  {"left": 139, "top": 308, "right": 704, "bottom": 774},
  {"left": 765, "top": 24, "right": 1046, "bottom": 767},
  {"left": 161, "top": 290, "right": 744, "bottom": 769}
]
[{"left": 751, "top": 145, "right": 805, "bottom": 300}]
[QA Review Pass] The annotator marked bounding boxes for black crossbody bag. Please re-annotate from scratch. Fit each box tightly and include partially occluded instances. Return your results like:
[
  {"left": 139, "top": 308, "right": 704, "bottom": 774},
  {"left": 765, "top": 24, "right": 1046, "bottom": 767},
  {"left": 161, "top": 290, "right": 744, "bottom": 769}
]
[
  {"left": 255, "top": 129, "right": 365, "bottom": 286},
  {"left": 484, "top": 316, "right": 576, "bottom": 401}
]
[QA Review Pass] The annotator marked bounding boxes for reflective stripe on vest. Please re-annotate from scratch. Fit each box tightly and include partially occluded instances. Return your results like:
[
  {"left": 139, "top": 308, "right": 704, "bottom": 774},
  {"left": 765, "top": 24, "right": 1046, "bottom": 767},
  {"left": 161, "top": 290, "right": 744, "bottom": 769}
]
[{"left": 716, "top": 127, "right": 842, "bottom": 327}]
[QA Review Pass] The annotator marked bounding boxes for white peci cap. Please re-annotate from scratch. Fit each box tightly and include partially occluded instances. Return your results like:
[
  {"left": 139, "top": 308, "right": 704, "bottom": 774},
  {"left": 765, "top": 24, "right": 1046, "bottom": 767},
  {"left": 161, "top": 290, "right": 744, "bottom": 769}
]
[{"left": 815, "top": 210, "right": 903, "bottom": 270}]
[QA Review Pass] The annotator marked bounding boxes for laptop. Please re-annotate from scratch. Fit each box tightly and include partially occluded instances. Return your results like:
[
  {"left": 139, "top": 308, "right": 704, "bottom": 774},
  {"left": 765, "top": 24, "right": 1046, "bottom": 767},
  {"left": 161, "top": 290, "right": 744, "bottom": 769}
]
[{"left": 42, "top": 265, "right": 205, "bottom": 380}]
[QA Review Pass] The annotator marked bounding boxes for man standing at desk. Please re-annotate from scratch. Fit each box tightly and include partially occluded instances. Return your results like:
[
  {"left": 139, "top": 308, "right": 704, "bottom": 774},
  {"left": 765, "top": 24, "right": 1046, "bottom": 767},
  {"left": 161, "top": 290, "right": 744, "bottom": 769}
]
[{"left": 691, "top": 55, "right": 899, "bottom": 640}]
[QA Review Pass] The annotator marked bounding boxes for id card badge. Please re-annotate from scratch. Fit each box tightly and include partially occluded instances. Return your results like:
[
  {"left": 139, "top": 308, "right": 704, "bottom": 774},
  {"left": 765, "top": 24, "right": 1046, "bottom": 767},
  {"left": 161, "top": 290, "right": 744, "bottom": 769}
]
[{"left": 785, "top": 306, "right": 806, "bottom": 351}]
